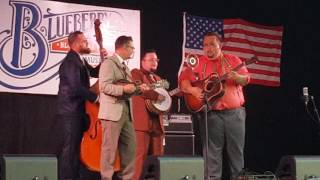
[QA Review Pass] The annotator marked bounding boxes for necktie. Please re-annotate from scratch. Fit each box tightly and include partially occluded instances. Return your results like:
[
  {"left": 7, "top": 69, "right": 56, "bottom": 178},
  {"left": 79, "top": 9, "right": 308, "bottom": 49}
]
[
  {"left": 149, "top": 74, "right": 156, "bottom": 83},
  {"left": 122, "top": 62, "right": 127, "bottom": 79}
]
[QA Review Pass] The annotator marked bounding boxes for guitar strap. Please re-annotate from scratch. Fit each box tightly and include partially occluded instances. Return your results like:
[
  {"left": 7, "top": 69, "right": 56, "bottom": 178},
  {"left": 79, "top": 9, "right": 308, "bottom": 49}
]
[
  {"left": 203, "top": 57, "right": 218, "bottom": 79},
  {"left": 221, "top": 54, "right": 232, "bottom": 74},
  {"left": 202, "top": 54, "right": 232, "bottom": 78},
  {"left": 209, "top": 54, "right": 232, "bottom": 76},
  {"left": 202, "top": 63, "right": 207, "bottom": 79}
]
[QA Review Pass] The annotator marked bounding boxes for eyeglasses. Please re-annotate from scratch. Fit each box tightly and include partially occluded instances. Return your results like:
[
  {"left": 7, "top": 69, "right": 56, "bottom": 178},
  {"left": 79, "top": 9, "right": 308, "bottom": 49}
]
[
  {"left": 126, "top": 45, "right": 135, "bottom": 50},
  {"left": 145, "top": 58, "right": 160, "bottom": 62}
]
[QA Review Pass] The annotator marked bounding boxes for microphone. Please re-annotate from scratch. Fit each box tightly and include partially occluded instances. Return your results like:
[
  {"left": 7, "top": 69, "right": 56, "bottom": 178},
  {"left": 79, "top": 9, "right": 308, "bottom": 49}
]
[{"left": 303, "top": 87, "right": 309, "bottom": 106}]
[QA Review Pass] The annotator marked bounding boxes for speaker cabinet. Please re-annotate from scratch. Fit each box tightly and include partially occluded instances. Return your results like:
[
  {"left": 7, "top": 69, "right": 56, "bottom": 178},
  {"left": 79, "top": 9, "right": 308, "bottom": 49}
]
[
  {"left": 164, "top": 134, "right": 195, "bottom": 155},
  {"left": 141, "top": 156, "right": 204, "bottom": 180},
  {"left": 163, "top": 114, "right": 193, "bottom": 134},
  {"left": 276, "top": 155, "right": 320, "bottom": 180},
  {"left": 0, "top": 154, "right": 57, "bottom": 180}
]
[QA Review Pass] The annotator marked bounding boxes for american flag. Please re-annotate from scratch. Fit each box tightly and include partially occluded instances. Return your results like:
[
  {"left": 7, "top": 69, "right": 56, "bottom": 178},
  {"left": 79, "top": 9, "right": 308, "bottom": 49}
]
[{"left": 179, "top": 13, "right": 283, "bottom": 87}]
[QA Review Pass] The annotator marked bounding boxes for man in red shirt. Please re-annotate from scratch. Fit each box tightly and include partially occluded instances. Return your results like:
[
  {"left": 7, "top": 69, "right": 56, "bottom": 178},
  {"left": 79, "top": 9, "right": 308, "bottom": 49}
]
[{"left": 179, "top": 32, "right": 250, "bottom": 180}]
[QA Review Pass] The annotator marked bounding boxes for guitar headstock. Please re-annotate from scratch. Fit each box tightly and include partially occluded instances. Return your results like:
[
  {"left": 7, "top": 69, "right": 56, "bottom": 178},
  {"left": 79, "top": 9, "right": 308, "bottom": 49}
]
[
  {"left": 155, "top": 80, "right": 170, "bottom": 89},
  {"left": 245, "top": 55, "right": 259, "bottom": 65}
]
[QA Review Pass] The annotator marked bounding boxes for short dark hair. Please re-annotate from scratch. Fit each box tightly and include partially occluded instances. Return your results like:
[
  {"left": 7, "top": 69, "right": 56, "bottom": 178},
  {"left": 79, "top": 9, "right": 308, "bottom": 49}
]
[
  {"left": 141, "top": 49, "right": 157, "bottom": 60},
  {"left": 115, "top": 35, "right": 133, "bottom": 49},
  {"left": 68, "top": 31, "right": 83, "bottom": 45},
  {"left": 204, "top": 32, "right": 223, "bottom": 42}
]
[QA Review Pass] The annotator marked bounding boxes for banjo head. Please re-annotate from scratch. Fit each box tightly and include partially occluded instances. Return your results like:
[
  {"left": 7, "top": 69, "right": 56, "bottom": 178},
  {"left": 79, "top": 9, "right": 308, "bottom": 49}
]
[{"left": 150, "top": 88, "right": 172, "bottom": 113}]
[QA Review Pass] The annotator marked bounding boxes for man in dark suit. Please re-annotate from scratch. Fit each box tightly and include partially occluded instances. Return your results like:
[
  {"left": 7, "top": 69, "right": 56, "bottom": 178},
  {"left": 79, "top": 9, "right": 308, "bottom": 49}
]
[{"left": 57, "top": 31, "right": 104, "bottom": 180}]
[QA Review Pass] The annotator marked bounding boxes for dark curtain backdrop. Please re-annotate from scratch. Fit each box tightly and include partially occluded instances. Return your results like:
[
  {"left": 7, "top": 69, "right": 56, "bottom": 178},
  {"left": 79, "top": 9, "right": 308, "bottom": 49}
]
[{"left": 1, "top": 0, "right": 320, "bottom": 174}]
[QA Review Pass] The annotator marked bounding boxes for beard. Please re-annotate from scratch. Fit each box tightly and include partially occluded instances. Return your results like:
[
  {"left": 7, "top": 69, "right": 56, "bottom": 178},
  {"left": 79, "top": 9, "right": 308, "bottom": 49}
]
[
  {"left": 79, "top": 47, "right": 91, "bottom": 54},
  {"left": 207, "top": 52, "right": 220, "bottom": 60},
  {"left": 207, "top": 55, "right": 215, "bottom": 59},
  {"left": 206, "top": 51, "right": 215, "bottom": 58}
]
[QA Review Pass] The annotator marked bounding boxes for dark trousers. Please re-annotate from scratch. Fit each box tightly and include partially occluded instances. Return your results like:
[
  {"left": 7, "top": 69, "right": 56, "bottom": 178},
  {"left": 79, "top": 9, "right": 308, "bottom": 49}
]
[
  {"left": 58, "top": 115, "right": 84, "bottom": 180},
  {"left": 197, "top": 107, "right": 246, "bottom": 180}
]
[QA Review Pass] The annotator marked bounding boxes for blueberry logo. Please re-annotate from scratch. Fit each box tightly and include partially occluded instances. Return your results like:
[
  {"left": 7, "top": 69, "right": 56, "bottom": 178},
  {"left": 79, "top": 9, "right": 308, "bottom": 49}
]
[{"left": 0, "top": 1, "right": 50, "bottom": 90}]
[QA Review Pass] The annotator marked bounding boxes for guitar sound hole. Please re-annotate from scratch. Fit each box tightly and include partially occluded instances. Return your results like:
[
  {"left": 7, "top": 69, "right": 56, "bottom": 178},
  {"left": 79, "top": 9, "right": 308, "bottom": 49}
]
[{"left": 205, "top": 82, "right": 214, "bottom": 92}]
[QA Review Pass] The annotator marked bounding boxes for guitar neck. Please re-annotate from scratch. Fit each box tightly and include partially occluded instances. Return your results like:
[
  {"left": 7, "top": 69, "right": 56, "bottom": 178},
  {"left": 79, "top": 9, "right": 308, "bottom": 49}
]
[
  {"left": 219, "top": 62, "right": 246, "bottom": 82},
  {"left": 219, "top": 56, "right": 257, "bottom": 81}
]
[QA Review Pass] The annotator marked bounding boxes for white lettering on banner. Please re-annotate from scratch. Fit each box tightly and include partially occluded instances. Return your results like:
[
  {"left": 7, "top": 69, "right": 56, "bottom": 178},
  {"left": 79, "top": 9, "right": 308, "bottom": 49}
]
[{"left": 0, "top": 0, "right": 140, "bottom": 95}]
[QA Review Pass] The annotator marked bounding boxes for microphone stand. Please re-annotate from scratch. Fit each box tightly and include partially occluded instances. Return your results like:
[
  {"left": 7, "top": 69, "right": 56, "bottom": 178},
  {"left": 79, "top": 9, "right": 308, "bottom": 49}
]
[
  {"left": 203, "top": 92, "right": 210, "bottom": 180},
  {"left": 310, "top": 96, "right": 320, "bottom": 124}
]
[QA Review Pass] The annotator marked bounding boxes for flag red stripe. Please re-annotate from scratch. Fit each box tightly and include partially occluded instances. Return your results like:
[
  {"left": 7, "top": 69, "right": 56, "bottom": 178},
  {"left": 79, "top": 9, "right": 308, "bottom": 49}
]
[
  {"left": 255, "top": 61, "right": 280, "bottom": 67},
  {"left": 248, "top": 68, "right": 280, "bottom": 76},
  {"left": 224, "top": 29, "right": 282, "bottom": 40},
  {"left": 222, "top": 46, "right": 281, "bottom": 58},
  {"left": 224, "top": 19, "right": 283, "bottom": 32},
  {"left": 224, "top": 37, "right": 282, "bottom": 49},
  {"left": 239, "top": 57, "right": 280, "bottom": 67}
]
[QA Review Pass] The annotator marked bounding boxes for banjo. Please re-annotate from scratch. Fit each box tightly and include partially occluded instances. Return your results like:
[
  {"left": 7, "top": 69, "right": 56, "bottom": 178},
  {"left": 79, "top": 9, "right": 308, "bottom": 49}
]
[{"left": 145, "top": 86, "right": 181, "bottom": 114}]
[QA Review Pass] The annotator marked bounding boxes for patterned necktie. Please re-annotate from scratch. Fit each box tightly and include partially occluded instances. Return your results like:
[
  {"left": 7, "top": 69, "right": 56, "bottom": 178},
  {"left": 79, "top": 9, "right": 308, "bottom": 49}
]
[
  {"left": 122, "top": 62, "right": 127, "bottom": 79},
  {"left": 149, "top": 74, "right": 156, "bottom": 83}
]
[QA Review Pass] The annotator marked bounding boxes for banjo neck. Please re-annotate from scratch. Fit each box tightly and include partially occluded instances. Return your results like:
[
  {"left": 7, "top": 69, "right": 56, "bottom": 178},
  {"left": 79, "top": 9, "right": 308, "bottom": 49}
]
[{"left": 169, "top": 87, "right": 180, "bottom": 96}]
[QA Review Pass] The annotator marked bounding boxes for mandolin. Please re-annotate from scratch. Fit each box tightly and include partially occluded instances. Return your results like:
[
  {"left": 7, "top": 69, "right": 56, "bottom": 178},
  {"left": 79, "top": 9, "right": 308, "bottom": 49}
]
[{"left": 114, "top": 79, "right": 169, "bottom": 100}]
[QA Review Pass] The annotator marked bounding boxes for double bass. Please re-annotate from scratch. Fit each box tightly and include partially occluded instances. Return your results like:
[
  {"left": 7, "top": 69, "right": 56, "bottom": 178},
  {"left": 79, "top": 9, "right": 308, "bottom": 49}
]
[{"left": 80, "top": 19, "right": 120, "bottom": 172}]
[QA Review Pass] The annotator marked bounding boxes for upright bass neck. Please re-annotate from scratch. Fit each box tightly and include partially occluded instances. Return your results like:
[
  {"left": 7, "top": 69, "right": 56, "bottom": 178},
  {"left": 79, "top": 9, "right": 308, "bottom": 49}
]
[{"left": 94, "top": 19, "right": 104, "bottom": 60}]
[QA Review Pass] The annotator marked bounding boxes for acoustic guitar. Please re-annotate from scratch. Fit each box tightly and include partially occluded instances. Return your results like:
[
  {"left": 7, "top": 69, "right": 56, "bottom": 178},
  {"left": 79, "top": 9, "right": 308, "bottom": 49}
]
[{"left": 184, "top": 56, "right": 258, "bottom": 113}]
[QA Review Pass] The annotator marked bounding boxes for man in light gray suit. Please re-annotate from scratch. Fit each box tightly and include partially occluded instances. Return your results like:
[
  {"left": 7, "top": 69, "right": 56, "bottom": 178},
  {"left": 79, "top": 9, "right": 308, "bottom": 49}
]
[{"left": 98, "top": 35, "right": 148, "bottom": 180}]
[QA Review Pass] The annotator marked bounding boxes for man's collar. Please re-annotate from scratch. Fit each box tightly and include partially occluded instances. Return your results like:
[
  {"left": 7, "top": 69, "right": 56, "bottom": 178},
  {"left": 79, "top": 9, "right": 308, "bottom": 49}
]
[
  {"left": 115, "top": 53, "right": 125, "bottom": 64},
  {"left": 70, "top": 49, "right": 84, "bottom": 64}
]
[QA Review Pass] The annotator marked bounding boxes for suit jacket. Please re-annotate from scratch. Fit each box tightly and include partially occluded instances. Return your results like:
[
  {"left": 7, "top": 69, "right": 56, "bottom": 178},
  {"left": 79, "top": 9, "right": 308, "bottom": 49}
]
[
  {"left": 57, "top": 49, "right": 99, "bottom": 116},
  {"left": 98, "top": 55, "right": 132, "bottom": 121},
  {"left": 131, "top": 68, "right": 164, "bottom": 132}
]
